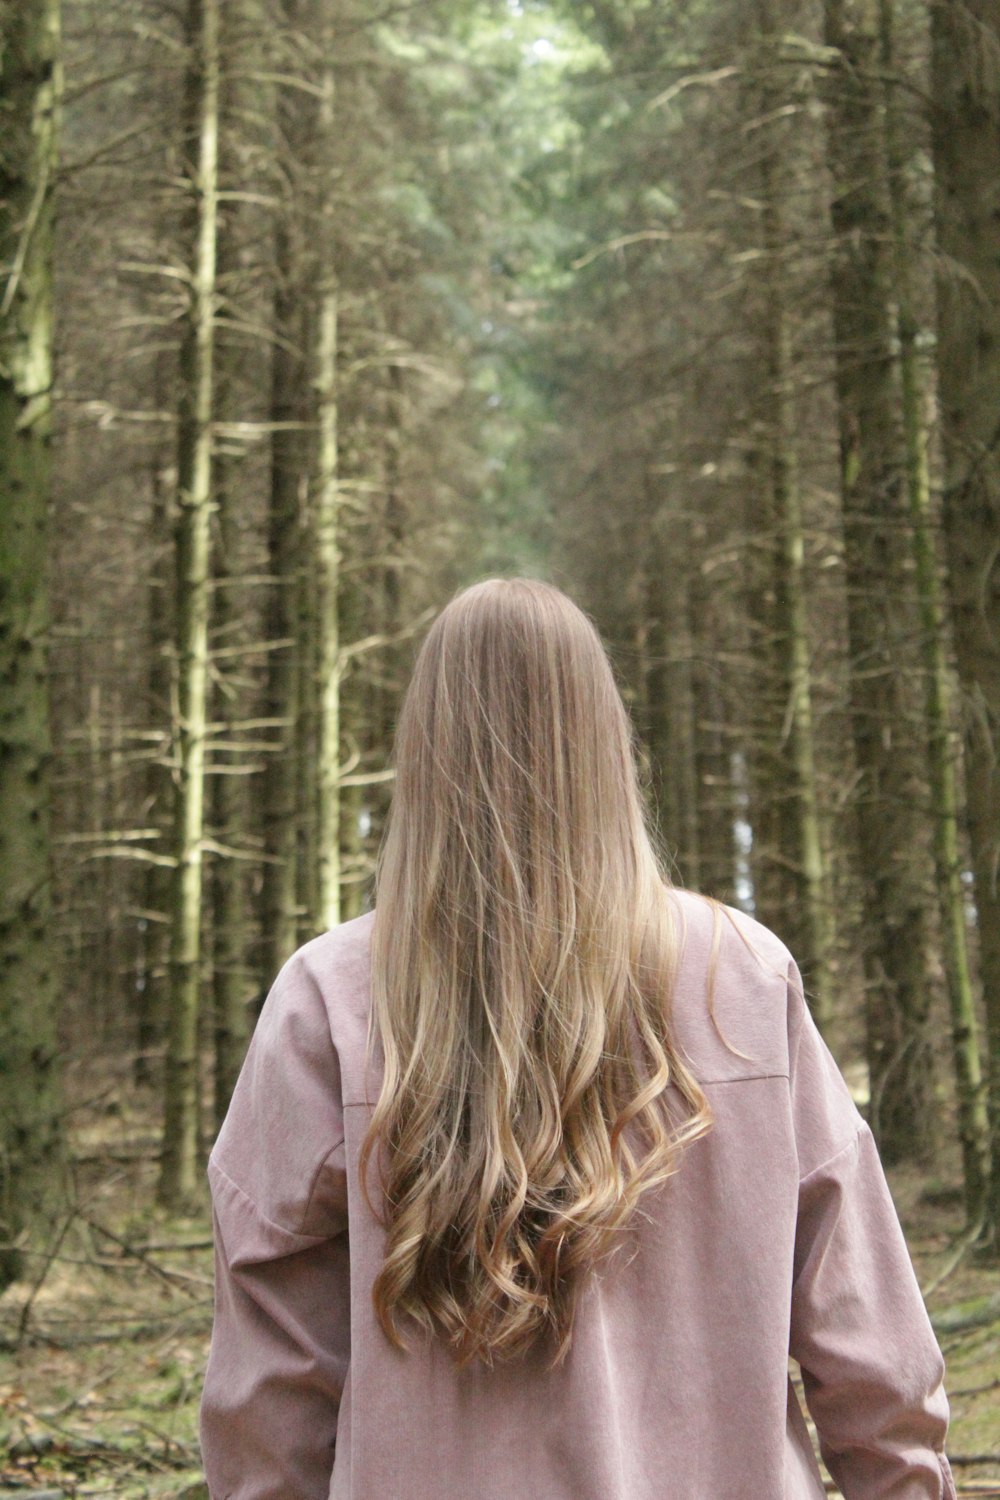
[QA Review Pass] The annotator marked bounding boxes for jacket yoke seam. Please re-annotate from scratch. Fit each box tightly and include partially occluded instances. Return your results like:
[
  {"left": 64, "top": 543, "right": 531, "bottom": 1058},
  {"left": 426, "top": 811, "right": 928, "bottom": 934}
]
[{"left": 209, "top": 1150, "right": 346, "bottom": 1243}]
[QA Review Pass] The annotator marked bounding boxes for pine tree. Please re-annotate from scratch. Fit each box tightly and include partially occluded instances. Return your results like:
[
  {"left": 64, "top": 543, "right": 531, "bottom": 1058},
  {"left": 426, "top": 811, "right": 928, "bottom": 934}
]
[
  {"left": 823, "top": 0, "right": 937, "bottom": 1161},
  {"left": 0, "top": 0, "right": 65, "bottom": 1285},
  {"left": 930, "top": 0, "right": 1000, "bottom": 1241},
  {"left": 879, "top": 0, "right": 988, "bottom": 1226},
  {"left": 159, "top": 0, "right": 221, "bottom": 1210}
]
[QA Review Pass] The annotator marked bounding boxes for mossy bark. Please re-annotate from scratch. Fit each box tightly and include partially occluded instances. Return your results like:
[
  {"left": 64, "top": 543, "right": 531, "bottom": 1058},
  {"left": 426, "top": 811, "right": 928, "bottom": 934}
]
[
  {"left": 929, "top": 0, "right": 1000, "bottom": 1241},
  {"left": 0, "top": 0, "right": 64, "bottom": 1288}
]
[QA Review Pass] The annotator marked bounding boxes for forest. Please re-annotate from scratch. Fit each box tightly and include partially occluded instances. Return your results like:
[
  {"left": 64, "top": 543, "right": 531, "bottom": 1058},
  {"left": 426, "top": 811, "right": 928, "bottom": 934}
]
[{"left": 1, "top": 0, "right": 999, "bottom": 1494}]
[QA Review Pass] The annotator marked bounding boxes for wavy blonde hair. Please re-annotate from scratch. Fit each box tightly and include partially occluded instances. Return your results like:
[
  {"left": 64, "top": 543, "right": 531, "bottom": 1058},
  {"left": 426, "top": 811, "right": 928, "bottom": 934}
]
[{"left": 359, "top": 578, "right": 712, "bottom": 1369}]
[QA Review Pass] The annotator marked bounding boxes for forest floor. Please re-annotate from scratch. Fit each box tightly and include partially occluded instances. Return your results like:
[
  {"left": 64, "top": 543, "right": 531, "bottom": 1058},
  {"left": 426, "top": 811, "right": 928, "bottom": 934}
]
[{"left": 0, "top": 1055, "right": 998, "bottom": 1499}]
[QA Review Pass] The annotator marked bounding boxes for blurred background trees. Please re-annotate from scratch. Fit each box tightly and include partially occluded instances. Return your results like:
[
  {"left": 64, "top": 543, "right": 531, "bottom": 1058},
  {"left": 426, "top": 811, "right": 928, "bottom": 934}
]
[{"left": 2, "top": 0, "right": 999, "bottom": 1260}]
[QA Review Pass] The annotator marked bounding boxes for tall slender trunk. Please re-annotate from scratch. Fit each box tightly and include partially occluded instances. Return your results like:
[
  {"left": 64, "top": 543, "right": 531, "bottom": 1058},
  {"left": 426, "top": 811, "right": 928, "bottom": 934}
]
[
  {"left": 639, "top": 524, "right": 676, "bottom": 868},
  {"left": 209, "top": 582, "right": 251, "bottom": 1129},
  {"left": 159, "top": 0, "right": 220, "bottom": 1209},
  {"left": 135, "top": 355, "right": 173, "bottom": 1086},
  {"left": 86, "top": 682, "right": 112, "bottom": 1032},
  {"left": 208, "top": 402, "right": 249, "bottom": 1129},
  {"left": 929, "top": 0, "right": 1000, "bottom": 1241},
  {"left": 689, "top": 538, "right": 736, "bottom": 905},
  {"left": 823, "top": 0, "right": 936, "bottom": 1161},
  {"left": 640, "top": 497, "right": 700, "bottom": 886},
  {"left": 673, "top": 569, "right": 701, "bottom": 890},
  {"left": 880, "top": 0, "right": 989, "bottom": 1224},
  {"left": 261, "top": 211, "right": 305, "bottom": 983},
  {"left": 372, "top": 344, "right": 405, "bottom": 849},
  {"left": 338, "top": 608, "right": 365, "bottom": 923},
  {"left": 295, "top": 474, "right": 320, "bottom": 940},
  {"left": 208, "top": 2, "right": 257, "bottom": 1128},
  {"left": 261, "top": 0, "right": 310, "bottom": 977},
  {"left": 312, "top": 10, "right": 341, "bottom": 933},
  {"left": 741, "top": 453, "right": 794, "bottom": 936},
  {"left": 752, "top": 21, "right": 835, "bottom": 1023},
  {"left": 0, "top": 0, "right": 64, "bottom": 1287}
]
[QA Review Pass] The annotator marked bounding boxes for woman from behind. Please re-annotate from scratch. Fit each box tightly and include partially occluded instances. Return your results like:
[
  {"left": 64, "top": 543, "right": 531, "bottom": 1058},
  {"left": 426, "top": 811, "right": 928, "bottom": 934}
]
[{"left": 200, "top": 577, "right": 956, "bottom": 1500}]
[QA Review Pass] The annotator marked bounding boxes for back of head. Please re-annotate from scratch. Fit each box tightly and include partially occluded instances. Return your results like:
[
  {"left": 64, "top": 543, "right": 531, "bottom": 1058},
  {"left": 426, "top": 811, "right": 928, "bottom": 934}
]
[{"left": 361, "top": 578, "right": 711, "bottom": 1368}]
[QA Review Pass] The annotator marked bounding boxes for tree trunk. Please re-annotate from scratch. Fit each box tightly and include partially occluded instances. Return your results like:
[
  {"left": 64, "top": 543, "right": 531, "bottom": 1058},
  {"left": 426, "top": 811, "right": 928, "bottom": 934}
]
[
  {"left": 159, "top": 0, "right": 220, "bottom": 1210},
  {"left": 208, "top": 406, "right": 249, "bottom": 1129},
  {"left": 741, "top": 453, "right": 794, "bottom": 937},
  {"left": 640, "top": 499, "right": 700, "bottom": 887},
  {"left": 929, "top": 0, "right": 1000, "bottom": 1239},
  {"left": 312, "top": 9, "right": 342, "bottom": 934},
  {"left": 337, "top": 537, "right": 365, "bottom": 921},
  {"left": 295, "top": 480, "right": 320, "bottom": 940},
  {"left": 260, "top": 212, "right": 306, "bottom": 985},
  {"left": 86, "top": 681, "right": 114, "bottom": 1033},
  {"left": 207, "top": 3, "right": 258, "bottom": 1129},
  {"left": 752, "top": 24, "right": 835, "bottom": 1023},
  {"left": 372, "top": 344, "right": 405, "bottom": 849},
  {"left": 0, "top": 0, "right": 64, "bottom": 1288},
  {"left": 208, "top": 616, "right": 251, "bottom": 1130},
  {"left": 823, "top": 0, "right": 936, "bottom": 1161},
  {"left": 880, "top": 0, "right": 989, "bottom": 1224},
  {"left": 135, "top": 357, "right": 174, "bottom": 1087},
  {"left": 638, "top": 528, "right": 675, "bottom": 868},
  {"left": 689, "top": 542, "right": 736, "bottom": 905}
]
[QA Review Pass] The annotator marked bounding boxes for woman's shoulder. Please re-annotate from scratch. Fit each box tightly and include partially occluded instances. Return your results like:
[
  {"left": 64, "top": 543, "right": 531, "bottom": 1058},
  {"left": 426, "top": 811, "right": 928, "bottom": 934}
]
[
  {"left": 274, "top": 895, "right": 805, "bottom": 1093},
  {"left": 289, "top": 910, "right": 380, "bottom": 1101},
  {"left": 666, "top": 886, "right": 793, "bottom": 965},
  {"left": 664, "top": 887, "right": 801, "bottom": 1085},
  {"left": 291, "top": 907, "right": 376, "bottom": 991}
]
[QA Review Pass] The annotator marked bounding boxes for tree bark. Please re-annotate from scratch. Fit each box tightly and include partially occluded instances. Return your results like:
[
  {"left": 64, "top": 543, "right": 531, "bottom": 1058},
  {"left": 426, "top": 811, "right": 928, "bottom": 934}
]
[
  {"left": 295, "top": 478, "right": 320, "bottom": 940},
  {"left": 929, "top": 0, "right": 1000, "bottom": 1238},
  {"left": 823, "top": 0, "right": 936, "bottom": 1160},
  {"left": 371, "top": 341, "right": 405, "bottom": 852},
  {"left": 159, "top": 0, "right": 220, "bottom": 1210},
  {"left": 689, "top": 541, "right": 736, "bottom": 905},
  {"left": 208, "top": 401, "right": 249, "bottom": 1129},
  {"left": 741, "top": 453, "right": 794, "bottom": 937},
  {"left": 752, "top": 17, "right": 835, "bottom": 1024},
  {"left": 312, "top": 5, "right": 342, "bottom": 934},
  {"left": 880, "top": 0, "right": 989, "bottom": 1224},
  {"left": 135, "top": 354, "right": 174, "bottom": 1087},
  {"left": 640, "top": 497, "right": 700, "bottom": 887},
  {"left": 207, "top": 0, "right": 260, "bottom": 1128},
  {"left": 0, "top": 0, "right": 64, "bottom": 1288},
  {"left": 260, "top": 212, "right": 306, "bottom": 984}
]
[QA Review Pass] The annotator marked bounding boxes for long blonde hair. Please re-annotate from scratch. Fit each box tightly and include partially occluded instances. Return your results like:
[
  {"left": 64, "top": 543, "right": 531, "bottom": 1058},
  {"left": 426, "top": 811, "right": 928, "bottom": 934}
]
[{"left": 359, "top": 578, "right": 711, "bottom": 1369}]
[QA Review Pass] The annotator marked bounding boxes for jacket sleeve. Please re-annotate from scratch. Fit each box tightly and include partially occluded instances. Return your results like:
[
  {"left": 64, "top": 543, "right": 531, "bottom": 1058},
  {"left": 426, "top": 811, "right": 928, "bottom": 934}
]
[
  {"left": 200, "top": 953, "right": 351, "bottom": 1500},
  {"left": 785, "top": 960, "right": 956, "bottom": 1500}
]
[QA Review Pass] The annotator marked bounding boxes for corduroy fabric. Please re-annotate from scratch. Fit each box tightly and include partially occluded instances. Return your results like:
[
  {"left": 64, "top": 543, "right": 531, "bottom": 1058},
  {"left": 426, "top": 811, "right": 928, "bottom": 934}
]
[{"left": 200, "top": 889, "right": 957, "bottom": 1500}]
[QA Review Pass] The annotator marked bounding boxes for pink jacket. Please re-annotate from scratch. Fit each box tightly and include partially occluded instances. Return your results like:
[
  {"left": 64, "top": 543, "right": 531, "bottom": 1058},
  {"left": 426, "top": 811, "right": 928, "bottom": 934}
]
[{"left": 200, "top": 890, "right": 956, "bottom": 1500}]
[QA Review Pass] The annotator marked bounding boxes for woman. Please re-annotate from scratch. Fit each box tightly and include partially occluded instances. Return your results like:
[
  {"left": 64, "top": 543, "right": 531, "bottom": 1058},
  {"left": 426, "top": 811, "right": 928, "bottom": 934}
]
[{"left": 200, "top": 577, "right": 956, "bottom": 1500}]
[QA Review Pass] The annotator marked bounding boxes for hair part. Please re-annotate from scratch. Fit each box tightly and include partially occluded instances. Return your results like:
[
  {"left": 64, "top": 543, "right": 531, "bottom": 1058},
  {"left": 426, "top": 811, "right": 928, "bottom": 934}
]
[{"left": 359, "top": 577, "right": 712, "bottom": 1370}]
